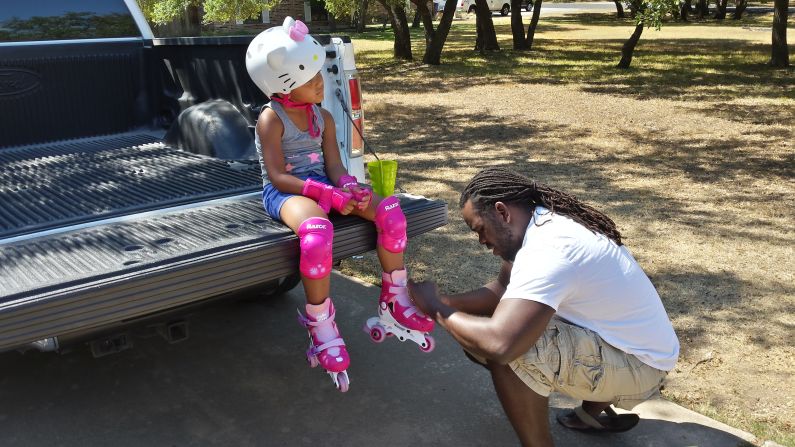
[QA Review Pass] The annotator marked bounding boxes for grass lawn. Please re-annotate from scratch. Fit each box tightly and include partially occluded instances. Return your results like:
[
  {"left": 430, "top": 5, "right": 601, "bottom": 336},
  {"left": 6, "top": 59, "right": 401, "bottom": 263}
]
[{"left": 338, "top": 11, "right": 794, "bottom": 446}]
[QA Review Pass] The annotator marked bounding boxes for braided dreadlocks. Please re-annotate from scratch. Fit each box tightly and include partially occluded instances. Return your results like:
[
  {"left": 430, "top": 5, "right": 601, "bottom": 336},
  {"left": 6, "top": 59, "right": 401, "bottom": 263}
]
[{"left": 460, "top": 167, "right": 623, "bottom": 245}]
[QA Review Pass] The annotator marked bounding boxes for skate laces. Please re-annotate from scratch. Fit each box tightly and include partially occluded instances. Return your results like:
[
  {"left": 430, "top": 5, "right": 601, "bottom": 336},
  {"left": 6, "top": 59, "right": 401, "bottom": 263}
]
[{"left": 271, "top": 94, "right": 320, "bottom": 138}]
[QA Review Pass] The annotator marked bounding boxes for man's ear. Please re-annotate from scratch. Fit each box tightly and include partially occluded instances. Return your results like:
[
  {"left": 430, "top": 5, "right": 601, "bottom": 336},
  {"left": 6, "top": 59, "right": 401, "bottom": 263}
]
[{"left": 494, "top": 201, "right": 510, "bottom": 223}]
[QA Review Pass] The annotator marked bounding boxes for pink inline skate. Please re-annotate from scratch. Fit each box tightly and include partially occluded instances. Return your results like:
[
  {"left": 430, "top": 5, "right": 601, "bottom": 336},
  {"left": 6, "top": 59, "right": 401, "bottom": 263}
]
[
  {"left": 297, "top": 298, "right": 351, "bottom": 392},
  {"left": 364, "top": 269, "right": 435, "bottom": 352}
]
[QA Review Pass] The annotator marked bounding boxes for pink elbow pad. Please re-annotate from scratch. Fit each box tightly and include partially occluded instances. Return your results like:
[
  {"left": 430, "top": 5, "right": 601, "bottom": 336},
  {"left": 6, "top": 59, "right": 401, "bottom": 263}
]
[
  {"left": 375, "top": 196, "right": 407, "bottom": 253},
  {"left": 298, "top": 217, "right": 334, "bottom": 279}
]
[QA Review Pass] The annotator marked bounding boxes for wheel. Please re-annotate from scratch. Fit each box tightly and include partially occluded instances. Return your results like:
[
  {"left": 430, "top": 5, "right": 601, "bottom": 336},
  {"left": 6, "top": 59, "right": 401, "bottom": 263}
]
[
  {"left": 419, "top": 334, "right": 436, "bottom": 353},
  {"left": 468, "top": 5, "right": 476, "bottom": 13},
  {"left": 336, "top": 372, "right": 350, "bottom": 393},
  {"left": 500, "top": 4, "right": 510, "bottom": 15},
  {"left": 526, "top": 2, "right": 533, "bottom": 11},
  {"left": 258, "top": 272, "right": 301, "bottom": 299},
  {"left": 369, "top": 325, "right": 386, "bottom": 343}
]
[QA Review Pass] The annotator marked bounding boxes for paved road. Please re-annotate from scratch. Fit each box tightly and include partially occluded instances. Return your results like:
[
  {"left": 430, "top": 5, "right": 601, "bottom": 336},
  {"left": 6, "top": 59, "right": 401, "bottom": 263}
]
[
  {"left": 0, "top": 273, "right": 759, "bottom": 446},
  {"left": 510, "top": 1, "right": 776, "bottom": 17}
]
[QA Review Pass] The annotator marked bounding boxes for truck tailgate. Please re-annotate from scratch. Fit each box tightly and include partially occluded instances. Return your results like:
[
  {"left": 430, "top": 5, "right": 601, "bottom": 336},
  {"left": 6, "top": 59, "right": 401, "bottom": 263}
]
[{"left": 0, "top": 136, "right": 448, "bottom": 352}]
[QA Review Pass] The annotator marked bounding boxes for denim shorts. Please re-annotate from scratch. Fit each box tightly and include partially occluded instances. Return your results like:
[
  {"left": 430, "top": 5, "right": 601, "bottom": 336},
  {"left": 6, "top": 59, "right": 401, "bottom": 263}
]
[{"left": 262, "top": 174, "right": 332, "bottom": 222}]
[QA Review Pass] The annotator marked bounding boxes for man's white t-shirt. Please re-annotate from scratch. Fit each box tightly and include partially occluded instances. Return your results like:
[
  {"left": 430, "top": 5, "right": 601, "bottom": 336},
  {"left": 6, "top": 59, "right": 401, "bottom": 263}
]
[{"left": 503, "top": 207, "right": 679, "bottom": 371}]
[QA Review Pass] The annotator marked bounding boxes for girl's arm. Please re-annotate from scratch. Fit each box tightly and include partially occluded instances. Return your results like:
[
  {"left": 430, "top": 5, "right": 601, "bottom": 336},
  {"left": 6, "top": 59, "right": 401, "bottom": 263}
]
[
  {"left": 318, "top": 109, "right": 349, "bottom": 185},
  {"left": 257, "top": 109, "right": 305, "bottom": 194}
]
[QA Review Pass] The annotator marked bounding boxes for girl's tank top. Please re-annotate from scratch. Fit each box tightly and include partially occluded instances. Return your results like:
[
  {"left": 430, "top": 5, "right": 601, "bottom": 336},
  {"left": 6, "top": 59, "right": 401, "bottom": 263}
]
[{"left": 254, "top": 101, "right": 326, "bottom": 186}]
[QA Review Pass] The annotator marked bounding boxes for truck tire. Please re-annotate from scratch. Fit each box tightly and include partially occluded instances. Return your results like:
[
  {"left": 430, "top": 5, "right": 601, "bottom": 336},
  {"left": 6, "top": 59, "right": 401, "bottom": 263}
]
[
  {"left": 501, "top": 4, "right": 510, "bottom": 15},
  {"left": 165, "top": 99, "right": 256, "bottom": 160},
  {"left": 258, "top": 273, "right": 302, "bottom": 299},
  {"left": 468, "top": 5, "right": 477, "bottom": 13}
]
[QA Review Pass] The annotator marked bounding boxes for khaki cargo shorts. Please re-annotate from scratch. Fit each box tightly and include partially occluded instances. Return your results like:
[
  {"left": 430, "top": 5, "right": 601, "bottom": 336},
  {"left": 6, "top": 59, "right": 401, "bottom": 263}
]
[{"left": 505, "top": 318, "right": 667, "bottom": 410}]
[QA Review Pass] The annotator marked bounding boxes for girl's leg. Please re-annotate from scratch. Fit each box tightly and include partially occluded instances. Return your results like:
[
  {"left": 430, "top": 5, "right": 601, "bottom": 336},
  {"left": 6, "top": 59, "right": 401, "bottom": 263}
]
[
  {"left": 351, "top": 195, "right": 403, "bottom": 272},
  {"left": 352, "top": 195, "right": 435, "bottom": 344},
  {"left": 281, "top": 196, "right": 350, "bottom": 390},
  {"left": 280, "top": 196, "right": 332, "bottom": 304}
]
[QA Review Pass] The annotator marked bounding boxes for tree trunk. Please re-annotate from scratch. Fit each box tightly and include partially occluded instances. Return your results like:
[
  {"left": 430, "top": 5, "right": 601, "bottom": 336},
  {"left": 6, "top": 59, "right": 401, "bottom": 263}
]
[
  {"left": 422, "top": 0, "right": 458, "bottom": 64},
  {"left": 356, "top": 0, "right": 369, "bottom": 32},
  {"left": 715, "top": 0, "right": 728, "bottom": 19},
  {"left": 411, "top": 0, "right": 436, "bottom": 46},
  {"left": 696, "top": 0, "right": 708, "bottom": 19},
  {"left": 526, "top": 0, "right": 543, "bottom": 49},
  {"left": 680, "top": 0, "right": 691, "bottom": 21},
  {"left": 770, "top": 0, "right": 790, "bottom": 67},
  {"left": 511, "top": 0, "right": 528, "bottom": 49},
  {"left": 614, "top": 0, "right": 625, "bottom": 18},
  {"left": 474, "top": 0, "right": 500, "bottom": 52},
  {"left": 617, "top": 21, "right": 644, "bottom": 68},
  {"left": 380, "top": 0, "right": 413, "bottom": 59},
  {"left": 188, "top": 5, "right": 202, "bottom": 36},
  {"left": 328, "top": 13, "right": 337, "bottom": 32},
  {"left": 412, "top": 8, "right": 422, "bottom": 28},
  {"left": 732, "top": 0, "right": 748, "bottom": 19}
]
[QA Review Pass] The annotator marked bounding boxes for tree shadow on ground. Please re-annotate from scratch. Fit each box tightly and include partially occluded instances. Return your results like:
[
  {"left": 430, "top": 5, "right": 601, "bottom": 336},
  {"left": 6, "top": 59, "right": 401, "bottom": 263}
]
[
  {"left": 359, "top": 37, "right": 793, "bottom": 103},
  {"left": 355, "top": 102, "right": 795, "bottom": 357}
]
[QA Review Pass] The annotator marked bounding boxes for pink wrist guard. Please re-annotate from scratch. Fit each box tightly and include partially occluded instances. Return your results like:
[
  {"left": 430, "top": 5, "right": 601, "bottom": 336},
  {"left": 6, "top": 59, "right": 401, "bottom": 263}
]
[
  {"left": 302, "top": 178, "right": 353, "bottom": 214},
  {"left": 337, "top": 175, "right": 359, "bottom": 189}
]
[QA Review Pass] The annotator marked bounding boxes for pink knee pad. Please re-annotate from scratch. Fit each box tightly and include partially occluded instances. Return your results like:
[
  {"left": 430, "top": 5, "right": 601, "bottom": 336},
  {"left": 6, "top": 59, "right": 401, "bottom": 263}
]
[
  {"left": 298, "top": 217, "right": 334, "bottom": 279},
  {"left": 375, "top": 196, "right": 407, "bottom": 253}
]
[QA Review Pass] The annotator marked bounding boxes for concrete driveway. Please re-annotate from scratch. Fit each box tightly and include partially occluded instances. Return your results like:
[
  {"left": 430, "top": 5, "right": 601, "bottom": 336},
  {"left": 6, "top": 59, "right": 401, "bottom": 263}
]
[{"left": 0, "top": 273, "right": 759, "bottom": 446}]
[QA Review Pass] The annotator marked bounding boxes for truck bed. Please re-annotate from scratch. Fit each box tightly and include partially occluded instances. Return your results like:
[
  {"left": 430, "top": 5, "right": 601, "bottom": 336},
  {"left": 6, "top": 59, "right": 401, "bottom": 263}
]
[{"left": 0, "top": 134, "right": 448, "bottom": 352}]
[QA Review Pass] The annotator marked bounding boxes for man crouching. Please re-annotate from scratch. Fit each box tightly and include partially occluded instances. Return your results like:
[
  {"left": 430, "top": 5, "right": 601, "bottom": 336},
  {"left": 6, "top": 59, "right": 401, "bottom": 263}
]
[{"left": 408, "top": 167, "right": 679, "bottom": 446}]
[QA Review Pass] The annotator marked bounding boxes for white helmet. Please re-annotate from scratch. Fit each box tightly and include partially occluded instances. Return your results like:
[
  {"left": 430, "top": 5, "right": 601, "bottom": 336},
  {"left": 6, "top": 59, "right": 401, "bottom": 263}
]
[{"left": 246, "top": 17, "right": 325, "bottom": 97}]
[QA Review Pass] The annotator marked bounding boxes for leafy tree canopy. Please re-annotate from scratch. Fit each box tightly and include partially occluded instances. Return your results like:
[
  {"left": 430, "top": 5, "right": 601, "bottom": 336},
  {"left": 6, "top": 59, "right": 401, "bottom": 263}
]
[
  {"left": 628, "top": 0, "right": 680, "bottom": 29},
  {"left": 137, "top": 0, "right": 279, "bottom": 25}
]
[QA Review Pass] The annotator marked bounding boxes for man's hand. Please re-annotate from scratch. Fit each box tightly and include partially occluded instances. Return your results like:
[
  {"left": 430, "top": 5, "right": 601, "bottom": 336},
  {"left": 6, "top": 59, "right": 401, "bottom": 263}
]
[{"left": 408, "top": 280, "right": 452, "bottom": 320}]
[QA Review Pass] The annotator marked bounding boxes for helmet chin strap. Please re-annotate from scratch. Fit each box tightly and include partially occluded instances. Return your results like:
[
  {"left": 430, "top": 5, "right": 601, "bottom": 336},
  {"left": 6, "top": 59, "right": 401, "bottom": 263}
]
[{"left": 271, "top": 94, "right": 320, "bottom": 138}]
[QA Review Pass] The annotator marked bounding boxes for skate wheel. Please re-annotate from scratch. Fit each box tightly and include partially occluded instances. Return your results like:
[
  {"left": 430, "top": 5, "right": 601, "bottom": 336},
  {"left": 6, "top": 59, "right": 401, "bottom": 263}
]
[
  {"left": 336, "top": 372, "right": 350, "bottom": 393},
  {"left": 369, "top": 325, "right": 386, "bottom": 343},
  {"left": 419, "top": 334, "right": 435, "bottom": 353}
]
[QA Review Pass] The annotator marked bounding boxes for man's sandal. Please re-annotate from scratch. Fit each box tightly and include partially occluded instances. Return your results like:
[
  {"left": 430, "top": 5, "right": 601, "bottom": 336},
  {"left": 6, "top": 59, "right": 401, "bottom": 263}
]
[{"left": 556, "top": 405, "right": 640, "bottom": 433}]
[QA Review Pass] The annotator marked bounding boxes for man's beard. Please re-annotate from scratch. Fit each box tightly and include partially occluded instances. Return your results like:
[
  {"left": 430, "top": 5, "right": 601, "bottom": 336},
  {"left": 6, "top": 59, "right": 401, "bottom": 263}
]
[{"left": 496, "top": 225, "right": 520, "bottom": 262}]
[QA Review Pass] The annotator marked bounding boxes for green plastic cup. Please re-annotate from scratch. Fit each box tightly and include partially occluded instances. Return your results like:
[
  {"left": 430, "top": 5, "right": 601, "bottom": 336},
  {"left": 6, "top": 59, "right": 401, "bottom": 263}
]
[{"left": 367, "top": 160, "right": 398, "bottom": 198}]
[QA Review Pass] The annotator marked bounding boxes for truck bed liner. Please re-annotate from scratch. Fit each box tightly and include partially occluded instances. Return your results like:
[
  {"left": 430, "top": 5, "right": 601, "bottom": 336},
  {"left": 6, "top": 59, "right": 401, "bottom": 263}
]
[{"left": 0, "top": 134, "right": 262, "bottom": 240}]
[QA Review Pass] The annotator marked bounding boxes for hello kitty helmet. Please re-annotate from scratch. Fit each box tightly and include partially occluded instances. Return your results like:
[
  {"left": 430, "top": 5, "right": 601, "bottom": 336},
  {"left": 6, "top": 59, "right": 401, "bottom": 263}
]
[{"left": 246, "top": 17, "right": 324, "bottom": 97}]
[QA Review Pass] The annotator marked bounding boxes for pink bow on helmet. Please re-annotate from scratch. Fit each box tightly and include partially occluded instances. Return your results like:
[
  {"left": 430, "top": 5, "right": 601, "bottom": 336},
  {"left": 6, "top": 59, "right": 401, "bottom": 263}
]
[{"left": 288, "top": 20, "right": 309, "bottom": 41}]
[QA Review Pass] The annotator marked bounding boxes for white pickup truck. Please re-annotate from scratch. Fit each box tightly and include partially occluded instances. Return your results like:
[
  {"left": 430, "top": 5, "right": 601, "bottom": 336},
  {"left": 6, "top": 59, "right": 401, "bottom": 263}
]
[
  {"left": 0, "top": 0, "right": 447, "bottom": 357},
  {"left": 461, "top": 0, "right": 534, "bottom": 15}
]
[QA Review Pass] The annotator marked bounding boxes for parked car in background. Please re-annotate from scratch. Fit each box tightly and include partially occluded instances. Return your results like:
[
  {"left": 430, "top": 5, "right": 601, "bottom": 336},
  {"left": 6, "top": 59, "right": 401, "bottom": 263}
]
[
  {"left": 463, "top": 0, "right": 533, "bottom": 15},
  {"left": 435, "top": 0, "right": 466, "bottom": 16}
]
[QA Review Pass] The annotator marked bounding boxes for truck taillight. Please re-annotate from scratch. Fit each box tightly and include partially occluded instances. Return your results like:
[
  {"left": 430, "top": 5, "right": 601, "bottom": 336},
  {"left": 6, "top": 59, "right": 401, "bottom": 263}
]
[
  {"left": 348, "top": 76, "right": 364, "bottom": 157},
  {"left": 349, "top": 78, "right": 362, "bottom": 111}
]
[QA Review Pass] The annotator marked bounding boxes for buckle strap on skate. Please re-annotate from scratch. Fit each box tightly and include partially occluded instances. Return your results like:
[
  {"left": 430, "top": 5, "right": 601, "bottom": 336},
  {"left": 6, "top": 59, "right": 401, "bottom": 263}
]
[
  {"left": 297, "top": 308, "right": 337, "bottom": 328},
  {"left": 308, "top": 338, "right": 346, "bottom": 356}
]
